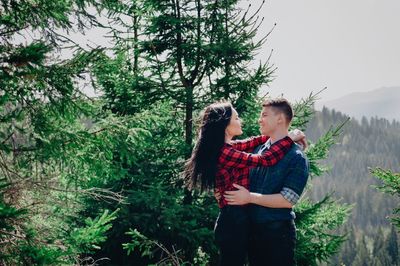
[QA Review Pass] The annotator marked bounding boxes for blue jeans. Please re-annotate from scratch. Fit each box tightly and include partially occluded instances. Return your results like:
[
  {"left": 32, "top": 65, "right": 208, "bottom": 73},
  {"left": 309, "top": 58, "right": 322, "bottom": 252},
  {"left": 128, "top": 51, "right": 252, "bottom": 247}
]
[{"left": 214, "top": 206, "right": 249, "bottom": 266}]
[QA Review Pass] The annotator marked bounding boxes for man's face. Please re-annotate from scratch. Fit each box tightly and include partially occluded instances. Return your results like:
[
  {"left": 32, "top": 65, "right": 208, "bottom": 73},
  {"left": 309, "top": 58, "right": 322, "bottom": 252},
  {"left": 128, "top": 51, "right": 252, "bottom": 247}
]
[{"left": 258, "top": 106, "right": 281, "bottom": 136}]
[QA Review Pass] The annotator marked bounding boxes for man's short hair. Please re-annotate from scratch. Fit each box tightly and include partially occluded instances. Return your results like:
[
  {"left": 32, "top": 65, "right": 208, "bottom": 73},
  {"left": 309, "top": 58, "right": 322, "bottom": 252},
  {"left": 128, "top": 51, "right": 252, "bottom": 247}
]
[{"left": 262, "top": 98, "right": 293, "bottom": 123}]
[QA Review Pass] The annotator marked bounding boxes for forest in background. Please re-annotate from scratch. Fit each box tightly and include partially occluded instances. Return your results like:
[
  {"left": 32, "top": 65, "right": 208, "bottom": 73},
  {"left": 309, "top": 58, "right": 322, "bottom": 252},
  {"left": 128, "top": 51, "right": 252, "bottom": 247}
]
[
  {"left": 1, "top": 0, "right": 398, "bottom": 265},
  {"left": 306, "top": 107, "right": 400, "bottom": 265}
]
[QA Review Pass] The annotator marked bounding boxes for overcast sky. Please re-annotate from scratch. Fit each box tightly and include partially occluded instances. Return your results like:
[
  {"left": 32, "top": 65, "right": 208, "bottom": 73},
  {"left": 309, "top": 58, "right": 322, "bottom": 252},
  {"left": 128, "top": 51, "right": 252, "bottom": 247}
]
[
  {"left": 244, "top": 0, "right": 400, "bottom": 102},
  {"left": 76, "top": 1, "right": 400, "bottom": 103}
]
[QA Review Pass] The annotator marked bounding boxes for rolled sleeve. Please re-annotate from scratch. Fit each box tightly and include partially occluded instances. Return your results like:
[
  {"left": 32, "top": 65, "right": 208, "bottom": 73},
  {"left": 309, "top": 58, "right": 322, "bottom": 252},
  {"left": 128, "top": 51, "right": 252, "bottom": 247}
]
[
  {"left": 280, "top": 187, "right": 300, "bottom": 205},
  {"left": 282, "top": 150, "right": 309, "bottom": 205}
]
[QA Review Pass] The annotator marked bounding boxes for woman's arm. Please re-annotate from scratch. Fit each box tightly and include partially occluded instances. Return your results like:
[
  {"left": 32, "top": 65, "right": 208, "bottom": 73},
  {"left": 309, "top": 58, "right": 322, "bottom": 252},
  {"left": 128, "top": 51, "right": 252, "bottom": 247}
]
[
  {"left": 230, "top": 129, "right": 306, "bottom": 152},
  {"left": 219, "top": 136, "right": 294, "bottom": 169},
  {"left": 230, "top": 135, "right": 269, "bottom": 152}
]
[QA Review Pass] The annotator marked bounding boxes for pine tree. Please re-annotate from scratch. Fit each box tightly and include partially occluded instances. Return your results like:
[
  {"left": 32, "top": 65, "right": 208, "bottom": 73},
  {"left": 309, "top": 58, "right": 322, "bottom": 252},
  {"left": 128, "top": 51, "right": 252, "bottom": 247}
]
[
  {"left": 336, "top": 226, "right": 357, "bottom": 265},
  {"left": 0, "top": 0, "right": 135, "bottom": 264},
  {"left": 87, "top": 1, "right": 352, "bottom": 265},
  {"left": 352, "top": 237, "right": 371, "bottom": 266},
  {"left": 291, "top": 97, "right": 352, "bottom": 266},
  {"left": 140, "top": 0, "right": 275, "bottom": 147},
  {"left": 1, "top": 0, "right": 355, "bottom": 264},
  {"left": 372, "top": 167, "right": 400, "bottom": 264},
  {"left": 87, "top": 1, "right": 280, "bottom": 264},
  {"left": 372, "top": 168, "right": 400, "bottom": 229},
  {"left": 306, "top": 108, "right": 400, "bottom": 264},
  {"left": 373, "top": 228, "right": 386, "bottom": 256},
  {"left": 387, "top": 226, "right": 399, "bottom": 265}
]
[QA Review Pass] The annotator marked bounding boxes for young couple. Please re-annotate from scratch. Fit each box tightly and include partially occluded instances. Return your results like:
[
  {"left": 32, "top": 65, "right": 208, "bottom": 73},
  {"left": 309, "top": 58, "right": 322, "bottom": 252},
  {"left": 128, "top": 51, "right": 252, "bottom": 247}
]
[{"left": 184, "top": 98, "right": 309, "bottom": 266}]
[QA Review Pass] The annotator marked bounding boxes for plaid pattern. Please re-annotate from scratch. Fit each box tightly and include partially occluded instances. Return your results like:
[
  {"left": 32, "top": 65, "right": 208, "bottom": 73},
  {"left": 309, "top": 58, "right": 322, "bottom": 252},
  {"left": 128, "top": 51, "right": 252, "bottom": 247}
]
[
  {"left": 230, "top": 135, "right": 269, "bottom": 152},
  {"left": 249, "top": 144, "right": 309, "bottom": 222},
  {"left": 215, "top": 136, "right": 294, "bottom": 208},
  {"left": 280, "top": 187, "right": 300, "bottom": 205}
]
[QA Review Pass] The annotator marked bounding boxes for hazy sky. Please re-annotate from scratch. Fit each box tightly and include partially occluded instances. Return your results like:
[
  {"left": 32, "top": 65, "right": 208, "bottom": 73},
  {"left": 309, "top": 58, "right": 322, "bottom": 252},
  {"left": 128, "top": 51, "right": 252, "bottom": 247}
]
[
  {"left": 244, "top": 0, "right": 400, "bottom": 102},
  {"left": 74, "top": 1, "right": 400, "bottom": 102}
]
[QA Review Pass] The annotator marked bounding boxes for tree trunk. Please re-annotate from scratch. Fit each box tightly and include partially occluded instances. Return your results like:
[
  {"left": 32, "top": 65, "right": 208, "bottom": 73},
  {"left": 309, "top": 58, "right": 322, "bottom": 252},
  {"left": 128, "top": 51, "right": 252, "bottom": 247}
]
[{"left": 185, "top": 85, "right": 193, "bottom": 149}]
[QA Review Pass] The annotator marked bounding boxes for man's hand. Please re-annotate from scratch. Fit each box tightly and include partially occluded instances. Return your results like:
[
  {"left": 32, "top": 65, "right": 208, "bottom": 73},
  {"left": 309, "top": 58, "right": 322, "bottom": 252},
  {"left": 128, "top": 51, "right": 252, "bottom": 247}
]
[
  {"left": 289, "top": 129, "right": 308, "bottom": 150},
  {"left": 224, "top": 184, "right": 251, "bottom": 205}
]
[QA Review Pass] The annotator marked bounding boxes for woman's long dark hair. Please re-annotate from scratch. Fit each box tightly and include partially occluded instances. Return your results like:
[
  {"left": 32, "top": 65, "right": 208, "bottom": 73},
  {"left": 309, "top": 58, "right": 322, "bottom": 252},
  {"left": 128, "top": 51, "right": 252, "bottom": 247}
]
[{"left": 183, "top": 102, "right": 233, "bottom": 192}]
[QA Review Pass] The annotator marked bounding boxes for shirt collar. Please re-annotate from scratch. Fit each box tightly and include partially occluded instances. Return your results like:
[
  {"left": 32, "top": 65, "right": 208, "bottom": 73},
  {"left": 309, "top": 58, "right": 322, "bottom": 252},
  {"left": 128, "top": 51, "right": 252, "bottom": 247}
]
[{"left": 257, "top": 139, "right": 271, "bottom": 154}]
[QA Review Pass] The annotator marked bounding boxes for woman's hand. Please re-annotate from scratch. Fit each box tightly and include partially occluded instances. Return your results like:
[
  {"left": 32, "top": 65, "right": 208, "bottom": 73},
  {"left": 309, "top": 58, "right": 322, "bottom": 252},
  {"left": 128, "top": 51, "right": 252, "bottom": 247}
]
[{"left": 289, "top": 129, "right": 308, "bottom": 150}]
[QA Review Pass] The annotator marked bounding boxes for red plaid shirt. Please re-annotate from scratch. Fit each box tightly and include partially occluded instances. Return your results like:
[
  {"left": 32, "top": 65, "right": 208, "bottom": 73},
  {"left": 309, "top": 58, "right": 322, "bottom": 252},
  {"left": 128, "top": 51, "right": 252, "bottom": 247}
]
[{"left": 215, "top": 135, "right": 294, "bottom": 208}]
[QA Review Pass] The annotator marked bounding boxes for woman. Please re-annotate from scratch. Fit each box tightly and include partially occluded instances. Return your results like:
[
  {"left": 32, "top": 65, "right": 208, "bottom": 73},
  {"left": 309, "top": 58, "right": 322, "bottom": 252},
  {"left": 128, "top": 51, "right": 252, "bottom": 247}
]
[{"left": 184, "top": 101, "right": 304, "bottom": 265}]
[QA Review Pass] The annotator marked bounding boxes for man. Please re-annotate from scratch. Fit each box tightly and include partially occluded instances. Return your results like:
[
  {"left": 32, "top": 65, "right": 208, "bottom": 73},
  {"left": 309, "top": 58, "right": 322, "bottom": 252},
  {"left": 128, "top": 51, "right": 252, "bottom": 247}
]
[{"left": 224, "top": 98, "right": 309, "bottom": 266}]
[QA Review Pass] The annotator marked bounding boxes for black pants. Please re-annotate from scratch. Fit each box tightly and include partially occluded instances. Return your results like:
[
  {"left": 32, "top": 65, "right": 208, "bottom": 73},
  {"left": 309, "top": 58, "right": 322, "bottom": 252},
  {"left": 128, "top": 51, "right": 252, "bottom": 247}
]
[
  {"left": 214, "top": 206, "right": 249, "bottom": 266},
  {"left": 248, "top": 220, "right": 296, "bottom": 266}
]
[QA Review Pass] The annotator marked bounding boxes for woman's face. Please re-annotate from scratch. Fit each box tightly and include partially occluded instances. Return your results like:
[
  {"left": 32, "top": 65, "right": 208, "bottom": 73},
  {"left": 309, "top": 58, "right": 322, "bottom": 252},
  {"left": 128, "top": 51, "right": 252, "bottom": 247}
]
[{"left": 225, "top": 108, "right": 243, "bottom": 138}]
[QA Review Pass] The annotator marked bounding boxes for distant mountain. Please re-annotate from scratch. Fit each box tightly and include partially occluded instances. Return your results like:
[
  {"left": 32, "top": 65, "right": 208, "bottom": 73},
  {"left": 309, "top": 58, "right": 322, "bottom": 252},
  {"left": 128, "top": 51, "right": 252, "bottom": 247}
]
[
  {"left": 316, "top": 86, "right": 400, "bottom": 121},
  {"left": 305, "top": 108, "right": 400, "bottom": 265}
]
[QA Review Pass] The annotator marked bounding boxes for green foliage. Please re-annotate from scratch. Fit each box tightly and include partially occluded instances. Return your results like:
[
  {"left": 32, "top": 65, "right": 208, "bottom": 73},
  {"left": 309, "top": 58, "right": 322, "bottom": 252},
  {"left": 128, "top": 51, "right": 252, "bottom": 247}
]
[
  {"left": 84, "top": 2, "right": 282, "bottom": 264},
  {"left": 306, "top": 108, "right": 400, "bottom": 265},
  {"left": 294, "top": 113, "right": 352, "bottom": 265},
  {"left": 281, "top": 93, "right": 353, "bottom": 265},
  {"left": 306, "top": 117, "right": 349, "bottom": 177},
  {"left": 372, "top": 168, "right": 400, "bottom": 229},
  {"left": 6, "top": 42, "right": 51, "bottom": 66},
  {"left": 295, "top": 196, "right": 352, "bottom": 265},
  {"left": 1, "top": 0, "right": 355, "bottom": 265},
  {"left": 18, "top": 241, "right": 64, "bottom": 266},
  {"left": 123, "top": 228, "right": 185, "bottom": 265},
  {"left": 291, "top": 90, "right": 323, "bottom": 131},
  {"left": 0, "top": 0, "right": 135, "bottom": 264},
  {"left": 123, "top": 228, "right": 211, "bottom": 265},
  {"left": 92, "top": 50, "right": 161, "bottom": 115},
  {"left": 287, "top": 89, "right": 351, "bottom": 178},
  {"left": 123, "top": 229, "right": 154, "bottom": 257},
  {"left": 68, "top": 209, "right": 119, "bottom": 254},
  {"left": 387, "top": 226, "right": 399, "bottom": 264},
  {"left": 0, "top": 0, "right": 72, "bottom": 33},
  {"left": 372, "top": 168, "right": 400, "bottom": 196},
  {"left": 81, "top": 102, "right": 219, "bottom": 264},
  {"left": 138, "top": 0, "right": 277, "bottom": 146},
  {"left": 0, "top": 182, "right": 27, "bottom": 230}
]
